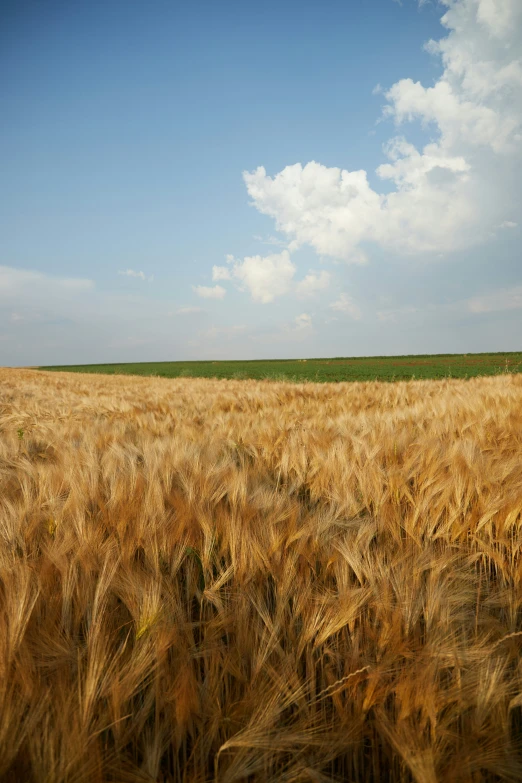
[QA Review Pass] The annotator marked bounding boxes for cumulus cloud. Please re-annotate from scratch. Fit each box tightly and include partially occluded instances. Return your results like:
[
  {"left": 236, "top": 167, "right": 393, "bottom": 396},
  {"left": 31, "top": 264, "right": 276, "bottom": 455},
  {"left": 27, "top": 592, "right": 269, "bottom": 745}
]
[
  {"left": 192, "top": 285, "right": 226, "bottom": 299},
  {"left": 243, "top": 0, "right": 522, "bottom": 260},
  {"left": 244, "top": 163, "right": 383, "bottom": 261},
  {"left": 329, "top": 293, "right": 362, "bottom": 320},
  {"left": 206, "top": 254, "right": 332, "bottom": 304},
  {"left": 222, "top": 250, "right": 296, "bottom": 303},
  {"left": 211, "top": 251, "right": 335, "bottom": 304},
  {"left": 296, "top": 270, "right": 331, "bottom": 298}
]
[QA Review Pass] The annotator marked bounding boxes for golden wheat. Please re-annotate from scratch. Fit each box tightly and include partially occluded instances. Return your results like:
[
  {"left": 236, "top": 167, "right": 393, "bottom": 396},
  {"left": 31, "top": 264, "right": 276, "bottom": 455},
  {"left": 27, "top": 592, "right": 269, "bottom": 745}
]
[{"left": 0, "top": 368, "right": 521, "bottom": 782}]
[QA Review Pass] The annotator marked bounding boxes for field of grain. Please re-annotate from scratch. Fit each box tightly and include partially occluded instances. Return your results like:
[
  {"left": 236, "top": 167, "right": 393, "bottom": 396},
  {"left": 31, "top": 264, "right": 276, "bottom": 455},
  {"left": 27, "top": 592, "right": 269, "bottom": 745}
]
[{"left": 1, "top": 368, "right": 522, "bottom": 782}]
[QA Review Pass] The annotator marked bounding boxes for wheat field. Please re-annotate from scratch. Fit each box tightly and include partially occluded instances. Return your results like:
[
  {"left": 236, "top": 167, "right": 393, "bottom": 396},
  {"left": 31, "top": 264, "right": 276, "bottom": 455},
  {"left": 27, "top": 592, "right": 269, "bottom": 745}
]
[{"left": 1, "top": 368, "right": 522, "bottom": 783}]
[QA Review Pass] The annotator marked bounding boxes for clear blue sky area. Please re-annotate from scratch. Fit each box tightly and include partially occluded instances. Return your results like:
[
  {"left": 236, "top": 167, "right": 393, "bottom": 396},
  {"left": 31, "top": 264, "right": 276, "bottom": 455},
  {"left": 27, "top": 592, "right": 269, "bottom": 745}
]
[{"left": 1, "top": 0, "right": 521, "bottom": 364}]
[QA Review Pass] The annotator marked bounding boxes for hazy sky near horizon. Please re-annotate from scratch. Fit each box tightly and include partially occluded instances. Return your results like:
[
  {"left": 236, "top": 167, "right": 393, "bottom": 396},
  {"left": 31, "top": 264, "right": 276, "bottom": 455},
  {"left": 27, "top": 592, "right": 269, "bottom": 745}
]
[{"left": 1, "top": 0, "right": 521, "bottom": 366}]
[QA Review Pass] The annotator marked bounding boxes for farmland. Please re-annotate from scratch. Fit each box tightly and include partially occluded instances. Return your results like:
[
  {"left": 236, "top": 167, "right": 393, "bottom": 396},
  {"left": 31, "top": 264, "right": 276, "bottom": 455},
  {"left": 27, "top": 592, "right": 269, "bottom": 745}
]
[
  {"left": 1, "top": 368, "right": 522, "bottom": 782},
  {"left": 39, "top": 350, "right": 522, "bottom": 383}
]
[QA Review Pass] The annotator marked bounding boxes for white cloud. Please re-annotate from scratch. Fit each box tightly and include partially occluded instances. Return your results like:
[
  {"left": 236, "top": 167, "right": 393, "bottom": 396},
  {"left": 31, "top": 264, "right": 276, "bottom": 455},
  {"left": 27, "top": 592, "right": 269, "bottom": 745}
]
[
  {"left": 244, "top": 163, "right": 383, "bottom": 261},
  {"left": 212, "top": 265, "right": 232, "bottom": 281},
  {"left": 206, "top": 254, "right": 331, "bottom": 305},
  {"left": 253, "top": 234, "right": 289, "bottom": 248},
  {"left": 192, "top": 285, "right": 226, "bottom": 299},
  {"left": 243, "top": 0, "right": 522, "bottom": 260},
  {"left": 329, "top": 293, "right": 362, "bottom": 320},
  {"left": 224, "top": 250, "right": 296, "bottom": 303},
  {"left": 467, "top": 285, "right": 522, "bottom": 313},
  {"left": 293, "top": 313, "right": 313, "bottom": 331},
  {"left": 118, "top": 269, "right": 154, "bottom": 281},
  {"left": 296, "top": 270, "right": 331, "bottom": 298},
  {"left": 383, "top": 79, "right": 516, "bottom": 153},
  {"left": 474, "top": 0, "right": 520, "bottom": 40},
  {"left": 499, "top": 221, "right": 518, "bottom": 229}
]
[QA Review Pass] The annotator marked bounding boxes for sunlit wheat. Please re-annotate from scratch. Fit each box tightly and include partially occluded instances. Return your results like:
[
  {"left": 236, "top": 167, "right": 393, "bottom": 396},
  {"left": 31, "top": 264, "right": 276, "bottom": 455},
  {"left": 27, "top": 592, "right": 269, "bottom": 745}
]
[{"left": 0, "top": 368, "right": 521, "bottom": 782}]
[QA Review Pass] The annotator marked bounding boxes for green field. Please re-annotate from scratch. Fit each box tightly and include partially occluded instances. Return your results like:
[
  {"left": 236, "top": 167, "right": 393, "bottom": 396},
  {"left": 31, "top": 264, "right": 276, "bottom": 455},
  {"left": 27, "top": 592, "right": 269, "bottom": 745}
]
[{"left": 38, "top": 351, "right": 522, "bottom": 382}]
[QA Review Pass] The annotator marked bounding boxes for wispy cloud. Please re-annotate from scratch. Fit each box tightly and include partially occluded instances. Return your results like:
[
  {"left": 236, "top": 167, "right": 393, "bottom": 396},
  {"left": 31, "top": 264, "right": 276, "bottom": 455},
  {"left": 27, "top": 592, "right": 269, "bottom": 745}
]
[
  {"left": 253, "top": 234, "right": 289, "bottom": 248},
  {"left": 118, "top": 269, "right": 154, "bottom": 282},
  {"left": 467, "top": 285, "right": 522, "bottom": 314},
  {"left": 296, "top": 270, "right": 331, "bottom": 298},
  {"left": 248, "top": 312, "right": 314, "bottom": 345},
  {"left": 292, "top": 313, "right": 313, "bottom": 331},
  {"left": 329, "top": 293, "right": 362, "bottom": 320},
  {"left": 0, "top": 266, "right": 94, "bottom": 294},
  {"left": 212, "top": 265, "right": 232, "bottom": 281},
  {"left": 192, "top": 284, "right": 226, "bottom": 299}
]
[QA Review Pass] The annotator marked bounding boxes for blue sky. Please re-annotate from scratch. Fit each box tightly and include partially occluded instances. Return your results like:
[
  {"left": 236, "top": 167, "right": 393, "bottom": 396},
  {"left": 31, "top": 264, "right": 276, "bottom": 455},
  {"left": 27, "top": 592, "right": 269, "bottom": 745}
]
[{"left": 1, "top": 0, "right": 521, "bottom": 365}]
